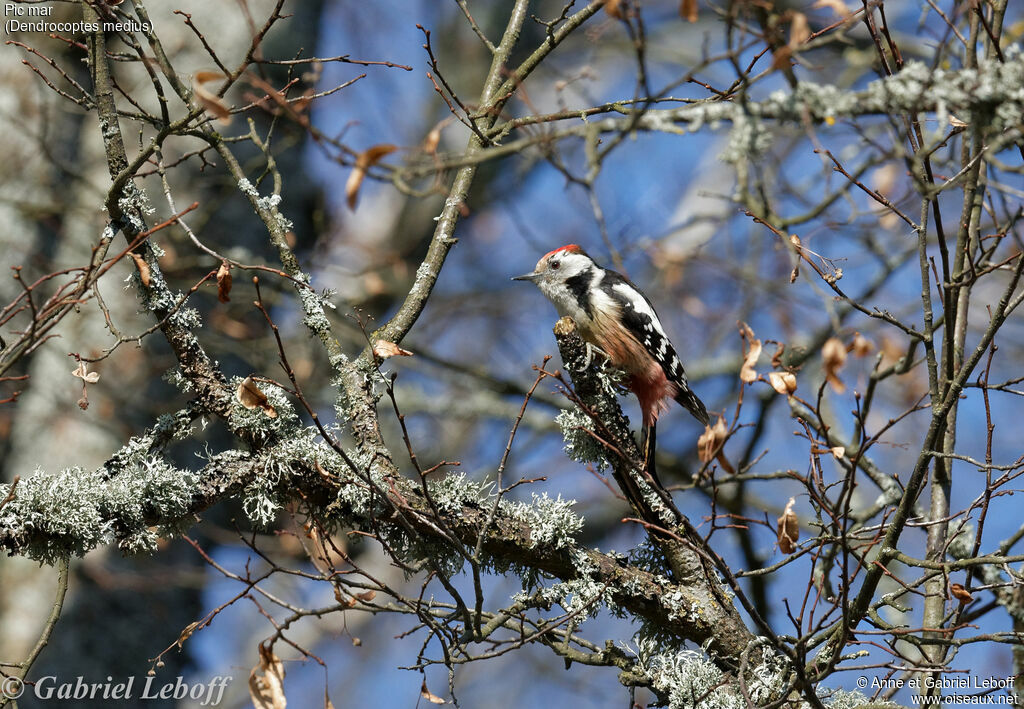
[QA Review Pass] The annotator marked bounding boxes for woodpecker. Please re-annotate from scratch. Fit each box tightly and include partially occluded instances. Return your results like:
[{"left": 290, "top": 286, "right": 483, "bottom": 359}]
[{"left": 513, "top": 244, "right": 709, "bottom": 431}]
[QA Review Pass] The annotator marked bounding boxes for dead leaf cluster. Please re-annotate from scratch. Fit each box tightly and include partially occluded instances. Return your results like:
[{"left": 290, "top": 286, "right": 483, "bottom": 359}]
[
  {"left": 249, "top": 643, "right": 287, "bottom": 709},
  {"left": 739, "top": 322, "right": 762, "bottom": 384},
  {"left": 769, "top": 371, "right": 797, "bottom": 395},
  {"left": 71, "top": 360, "right": 100, "bottom": 410}
]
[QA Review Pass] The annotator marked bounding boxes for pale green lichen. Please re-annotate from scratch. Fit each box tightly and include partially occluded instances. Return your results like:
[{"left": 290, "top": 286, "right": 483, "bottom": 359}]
[
  {"left": 633, "top": 50, "right": 1024, "bottom": 171},
  {"left": 239, "top": 425, "right": 344, "bottom": 527},
  {"left": 236, "top": 178, "right": 259, "bottom": 198},
  {"left": 514, "top": 576, "right": 614, "bottom": 618},
  {"left": 297, "top": 278, "right": 335, "bottom": 334},
  {"left": 334, "top": 445, "right": 392, "bottom": 519},
  {"left": 721, "top": 110, "right": 772, "bottom": 165},
  {"left": 819, "top": 689, "right": 895, "bottom": 709},
  {"left": 241, "top": 456, "right": 288, "bottom": 527},
  {"left": 501, "top": 493, "right": 582, "bottom": 550},
  {"left": 945, "top": 523, "right": 975, "bottom": 560},
  {"left": 162, "top": 366, "right": 195, "bottom": 393},
  {"left": 556, "top": 407, "right": 609, "bottom": 471},
  {"left": 631, "top": 636, "right": 789, "bottom": 709},
  {"left": 0, "top": 457, "right": 197, "bottom": 563},
  {"left": 427, "top": 472, "right": 495, "bottom": 515}
]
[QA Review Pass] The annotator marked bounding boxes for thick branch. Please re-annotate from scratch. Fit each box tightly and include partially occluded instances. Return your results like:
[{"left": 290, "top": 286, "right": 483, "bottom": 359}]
[
  {"left": 549, "top": 317, "right": 759, "bottom": 670},
  {"left": 0, "top": 442, "right": 742, "bottom": 673}
]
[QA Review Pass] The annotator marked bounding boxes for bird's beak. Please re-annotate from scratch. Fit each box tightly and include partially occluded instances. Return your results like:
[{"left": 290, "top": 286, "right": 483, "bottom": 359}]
[{"left": 512, "top": 272, "right": 540, "bottom": 282}]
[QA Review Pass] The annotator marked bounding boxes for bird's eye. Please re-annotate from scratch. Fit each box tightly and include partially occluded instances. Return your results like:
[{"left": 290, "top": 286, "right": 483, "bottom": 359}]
[{"left": 551, "top": 261, "right": 561, "bottom": 270}]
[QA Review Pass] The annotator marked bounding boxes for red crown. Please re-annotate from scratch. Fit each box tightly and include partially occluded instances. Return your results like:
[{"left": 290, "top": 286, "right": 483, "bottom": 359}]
[{"left": 543, "top": 244, "right": 584, "bottom": 259}]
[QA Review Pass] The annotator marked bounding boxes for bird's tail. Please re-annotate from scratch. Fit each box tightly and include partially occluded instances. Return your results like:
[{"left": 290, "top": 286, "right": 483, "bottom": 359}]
[
  {"left": 641, "top": 422, "right": 661, "bottom": 488},
  {"left": 675, "top": 387, "right": 709, "bottom": 426},
  {"left": 633, "top": 421, "right": 682, "bottom": 527}
]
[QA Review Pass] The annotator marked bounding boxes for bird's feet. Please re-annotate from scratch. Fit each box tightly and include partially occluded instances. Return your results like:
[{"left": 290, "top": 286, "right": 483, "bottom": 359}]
[{"left": 576, "top": 342, "right": 609, "bottom": 372}]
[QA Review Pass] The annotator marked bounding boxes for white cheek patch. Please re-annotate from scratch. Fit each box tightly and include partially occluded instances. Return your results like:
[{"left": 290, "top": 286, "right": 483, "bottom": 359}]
[{"left": 561, "top": 253, "right": 592, "bottom": 279}]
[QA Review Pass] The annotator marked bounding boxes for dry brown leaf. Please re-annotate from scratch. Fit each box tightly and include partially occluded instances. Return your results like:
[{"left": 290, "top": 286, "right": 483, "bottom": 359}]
[
  {"left": 788, "top": 235, "right": 803, "bottom": 282},
  {"left": 423, "top": 126, "right": 442, "bottom": 154},
  {"left": 777, "top": 497, "right": 799, "bottom": 554},
  {"left": 358, "top": 143, "right": 399, "bottom": 169},
  {"left": 194, "top": 70, "right": 224, "bottom": 84},
  {"left": 949, "top": 114, "right": 968, "bottom": 128},
  {"left": 950, "top": 582, "right": 974, "bottom": 604},
  {"left": 211, "top": 310, "right": 254, "bottom": 339},
  {"left": 247, "top": 669, "right": 264, "bottom": 705},
  {"left": 236, "top": 376, "right": 278, "bottom": 418},
  {"left": 739, "top": 322, "right": 762, "bottom": 383},
  {"left": 129, "top": 252, "right": 151, "bottom": 288},
  {"left": 306, "top": 525, "right": 335, "bottom": 576},
  {"left": 680, "top": 0, "right": 698, "bottom": 22},
  {"left": 292, "top": 87, "right": 315, "bottom": 115},
  {"left": 216, "top": 261, "right": 233, "bottom": 303},
  {"left": 356, "top": 590, "right": 377, "bottom": 602},
  {"left": 71, "top": 362, "right": 100, "bottom": 384},
  {"left": 822, "top": 337, "right": 847, "bottom": 394},
  {"left": 789, "top": 12, "right": 811, "bottom": 48},
  {"left": 193, "top": 73, "right": 232, "bottom": 126},
  {"left": 871, "top": 163, "right": 900, "bottom": 196},
  {"left": 698, "top": 417, "right": 725, "bottom": 463},
  {"left": 324, "top": 690, "right": 336, "bottom": 709},
  {"left": 768, "top": 371, "right": 797, "bottom": 395},
  {"left": 604, "top": 0, "right": 624, "bottom": 19},
  {"left": 333, "top": 585, "right": 358, "bottom": 608},
  {"left": 158, "top": 240, "right": 178, "bottom": 268},
  {"left": 249, "top": 642, "right": 287, "bottom": 709},
  {"left": 812, "top": 0, "right": 852, "bottom": 17},
  {"left": 770, "top": 46, "right": 793, "bottom": 71},
  {"left": 878, "top": 334, "right": 906, "bottom": 368},
  {"left": 177, "top": 620, "right": 201, "bottom": 648},
  {"left": 421, "top": 681, "right": 446, "bottom": 705},
  {"left": 851, "top": 333, "right": 873, "bottom": 357},
  {"left": 373, "top": 339, "right": 413, "bottom": 359},
  {"left": 698, "top": 417, "right": 734, "bottom": 474},
  {"left": 879, "top": 210, "right": 900, "bottom": 230},
  {"left": 346, "top": 144, "right": 398, "bottom": 210}
]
